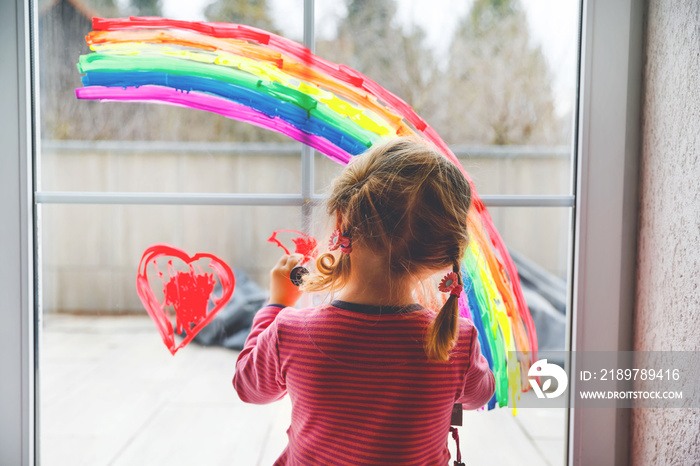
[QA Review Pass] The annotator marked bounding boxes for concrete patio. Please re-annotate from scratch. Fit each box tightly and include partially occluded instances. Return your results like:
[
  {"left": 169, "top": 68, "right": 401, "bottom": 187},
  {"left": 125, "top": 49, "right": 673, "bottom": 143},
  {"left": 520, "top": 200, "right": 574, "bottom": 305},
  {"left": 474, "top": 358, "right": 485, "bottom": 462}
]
[{"left": 40, "top": 315, "right": 566, "bottom": 465}]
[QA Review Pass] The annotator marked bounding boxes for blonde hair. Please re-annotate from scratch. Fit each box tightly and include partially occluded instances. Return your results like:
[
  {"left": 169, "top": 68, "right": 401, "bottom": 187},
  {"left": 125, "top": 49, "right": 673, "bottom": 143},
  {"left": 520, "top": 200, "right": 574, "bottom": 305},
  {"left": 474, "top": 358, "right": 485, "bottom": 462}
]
[{"left": 302, "top": 137, "right": 472, "bottom": 361}]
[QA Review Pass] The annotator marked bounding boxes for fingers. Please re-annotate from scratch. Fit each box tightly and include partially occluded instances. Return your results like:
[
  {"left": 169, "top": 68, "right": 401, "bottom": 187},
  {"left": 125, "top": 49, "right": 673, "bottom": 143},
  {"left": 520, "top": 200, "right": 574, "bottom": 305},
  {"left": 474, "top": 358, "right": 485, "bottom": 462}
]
[
  {"left": 276, "top": 255, "right": 289, "bottom": 268},
  {"left": 274, "top": 254, "right": 304, "bottom": 274},
  {"left": 269, "top": 253, "right": 306, "bottom": 307}
]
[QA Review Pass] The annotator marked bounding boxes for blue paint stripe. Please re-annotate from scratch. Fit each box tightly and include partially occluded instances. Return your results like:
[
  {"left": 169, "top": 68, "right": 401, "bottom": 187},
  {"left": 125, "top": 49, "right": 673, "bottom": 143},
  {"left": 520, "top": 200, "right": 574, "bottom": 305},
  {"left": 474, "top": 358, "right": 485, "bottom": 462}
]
[
  {"left": 81, "top": 71, "right": 368, "bottom": 156},
  {"left": 462, "top": 267, "right": 498, "bottom": 410}
]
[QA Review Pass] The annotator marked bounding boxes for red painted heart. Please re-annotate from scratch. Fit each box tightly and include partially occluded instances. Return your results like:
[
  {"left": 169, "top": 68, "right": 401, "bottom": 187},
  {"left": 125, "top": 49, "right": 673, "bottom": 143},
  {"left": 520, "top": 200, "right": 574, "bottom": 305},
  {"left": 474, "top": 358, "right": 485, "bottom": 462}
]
[{"left": 136, "top": 244, "right": 235, "bottom": 355}]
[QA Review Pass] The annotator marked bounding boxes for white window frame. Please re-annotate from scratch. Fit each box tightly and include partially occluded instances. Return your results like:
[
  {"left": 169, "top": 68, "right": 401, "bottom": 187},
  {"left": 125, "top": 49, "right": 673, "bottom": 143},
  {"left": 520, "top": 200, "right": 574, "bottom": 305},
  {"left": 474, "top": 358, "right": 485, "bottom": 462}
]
[
  {"left": 569, "top": 0, "right": 643, "bottom": 464},
  {"left": 0, "top": 0, "right": 643, "bottom": 464},
  {"left": 0, "top": 0, "right": 34, "bottom": 464}
]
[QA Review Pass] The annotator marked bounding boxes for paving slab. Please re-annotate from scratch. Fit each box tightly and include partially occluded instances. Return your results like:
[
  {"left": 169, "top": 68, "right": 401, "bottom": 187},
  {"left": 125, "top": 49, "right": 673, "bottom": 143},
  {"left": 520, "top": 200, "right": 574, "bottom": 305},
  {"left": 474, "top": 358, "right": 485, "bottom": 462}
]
[{"left": 41, "top": 315, "right": 566, "bottom": 465}]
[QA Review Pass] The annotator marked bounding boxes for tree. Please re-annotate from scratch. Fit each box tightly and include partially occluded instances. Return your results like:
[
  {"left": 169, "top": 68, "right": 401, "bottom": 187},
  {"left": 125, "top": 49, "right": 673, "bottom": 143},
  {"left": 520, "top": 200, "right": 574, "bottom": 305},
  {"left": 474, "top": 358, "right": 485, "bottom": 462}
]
[
  {"left": 129, "top": 0, "right": 162, "bottom": 17},
  {"left": 39, "top": 0, "right": 291, "bottom": 142},
  {"left": 316, "top": 0, "right": 438, "bottom": 119},
  {"left": 204, "top": 0, "right": 278, "bottom": 33},
  {"left": 82, "top": 0, "right": 121, "bottom": 17},
  {"left": 440, "top": 0, "right": 561, "bottom": 145}
]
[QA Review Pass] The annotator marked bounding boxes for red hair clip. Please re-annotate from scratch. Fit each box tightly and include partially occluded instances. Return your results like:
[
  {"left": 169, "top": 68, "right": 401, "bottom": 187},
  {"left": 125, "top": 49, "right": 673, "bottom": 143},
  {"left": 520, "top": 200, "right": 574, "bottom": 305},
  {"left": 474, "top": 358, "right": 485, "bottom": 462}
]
[
  {"left": 439, "top": 272, "right": 463, "bottom": 296},
  {"left": 328, "top": 229, "right": 352, "bottom": 254}
]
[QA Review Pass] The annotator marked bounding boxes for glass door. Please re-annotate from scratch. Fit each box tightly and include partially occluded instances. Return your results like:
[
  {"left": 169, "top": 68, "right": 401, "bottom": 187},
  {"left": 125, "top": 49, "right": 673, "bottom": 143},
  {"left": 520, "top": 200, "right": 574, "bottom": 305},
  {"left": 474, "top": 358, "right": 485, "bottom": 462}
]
[{"left": 33, "top": 0, "right": 580, "bottom": 464}]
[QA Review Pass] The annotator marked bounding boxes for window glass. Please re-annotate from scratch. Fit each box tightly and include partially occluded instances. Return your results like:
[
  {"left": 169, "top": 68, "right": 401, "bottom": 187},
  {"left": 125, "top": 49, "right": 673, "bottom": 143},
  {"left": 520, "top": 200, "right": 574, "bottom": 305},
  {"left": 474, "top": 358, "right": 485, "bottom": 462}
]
[
  {"left": 315, "top": 147, "right": 571, "bottom": 196},
  {"left": 40, "top": 204, "right": 302, "bottom": 315},
  {"left": 38, "top": 0, "right": 304, "bottom": 194},
  {"left": 40, "top": 142, "right": 303, "bottom": 194},
  {"left": 459, "top": 206, "right": 569, "bottom": 466},
  {"left": 313, "top": 0, "right": 578, "bottom": 196},
  {"left": 36, "top": 0, "right": 576, "bottom": 464},
  {"left": 40, "top": 204, "right": 300, "bottom": 463},
  {"left": 487, "top": 206, "right": 571, "bottom": 279},
  {"left": 40, "top": 205, "right": 570, "bottom": 465}
]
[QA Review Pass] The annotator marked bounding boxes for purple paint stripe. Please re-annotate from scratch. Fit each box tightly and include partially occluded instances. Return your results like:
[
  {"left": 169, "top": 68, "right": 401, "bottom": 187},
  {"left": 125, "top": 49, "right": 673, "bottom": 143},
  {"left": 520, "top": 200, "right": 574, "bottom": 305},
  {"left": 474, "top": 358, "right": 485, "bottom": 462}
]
[{"left": 75, "top": 85, "right": 353, "bottom": 164}]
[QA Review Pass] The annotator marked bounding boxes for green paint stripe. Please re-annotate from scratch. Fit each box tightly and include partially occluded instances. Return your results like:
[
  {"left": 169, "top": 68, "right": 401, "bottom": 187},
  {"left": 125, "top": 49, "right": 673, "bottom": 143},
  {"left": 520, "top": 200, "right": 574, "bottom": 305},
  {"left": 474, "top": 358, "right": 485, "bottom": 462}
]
[{"left": 79, "top": 53, "right": 375, "bottom": 147}]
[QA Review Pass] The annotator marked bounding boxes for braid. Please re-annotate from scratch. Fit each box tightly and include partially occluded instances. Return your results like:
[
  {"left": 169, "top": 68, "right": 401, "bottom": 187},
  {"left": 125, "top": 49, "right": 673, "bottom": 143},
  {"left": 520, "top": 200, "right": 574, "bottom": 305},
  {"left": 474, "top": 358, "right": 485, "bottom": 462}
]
[{"left": 425, "top": 258, "right": 463, "bottom": 361}]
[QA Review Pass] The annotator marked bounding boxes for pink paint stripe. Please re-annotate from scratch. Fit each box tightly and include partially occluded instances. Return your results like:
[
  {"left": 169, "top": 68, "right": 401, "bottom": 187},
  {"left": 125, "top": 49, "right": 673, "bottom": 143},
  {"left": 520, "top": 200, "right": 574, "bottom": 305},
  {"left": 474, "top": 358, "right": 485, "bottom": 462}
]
[{"left": 75, "top": 85, "right": 352, "bottom": 164}]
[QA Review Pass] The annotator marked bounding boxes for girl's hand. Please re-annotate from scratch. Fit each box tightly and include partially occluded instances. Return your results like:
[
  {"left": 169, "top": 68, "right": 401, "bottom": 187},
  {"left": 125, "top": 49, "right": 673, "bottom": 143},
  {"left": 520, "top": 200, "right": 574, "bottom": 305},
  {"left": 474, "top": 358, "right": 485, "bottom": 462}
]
[{"left": 269, "top": 254, "right": 304, "bottom": 308}]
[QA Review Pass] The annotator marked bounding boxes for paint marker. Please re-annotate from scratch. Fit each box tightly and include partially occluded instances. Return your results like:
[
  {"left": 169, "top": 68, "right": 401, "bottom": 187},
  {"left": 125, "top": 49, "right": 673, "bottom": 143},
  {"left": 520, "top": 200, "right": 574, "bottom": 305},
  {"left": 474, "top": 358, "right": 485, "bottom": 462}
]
[{"left": 289, "top": 266, "right": 309, "bottom": 286}]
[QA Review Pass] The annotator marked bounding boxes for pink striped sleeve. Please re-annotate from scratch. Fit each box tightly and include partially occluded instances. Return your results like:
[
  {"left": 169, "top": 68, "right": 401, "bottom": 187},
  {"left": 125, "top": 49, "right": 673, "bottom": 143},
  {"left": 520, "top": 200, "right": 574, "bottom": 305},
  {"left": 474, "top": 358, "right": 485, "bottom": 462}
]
[
  {"left": 457, "top": 326, "right": 496, "bottom": 409},
  {"left": 232, "top": 305, "right": 287, "bottom": 404}
]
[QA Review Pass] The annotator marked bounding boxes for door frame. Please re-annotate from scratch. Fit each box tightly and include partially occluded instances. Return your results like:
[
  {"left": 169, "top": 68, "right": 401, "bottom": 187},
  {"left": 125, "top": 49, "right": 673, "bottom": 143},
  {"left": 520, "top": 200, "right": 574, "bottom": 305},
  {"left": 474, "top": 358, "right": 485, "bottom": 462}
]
[{"left": 0, "top": 1, "right": 644, "bottom": 464}]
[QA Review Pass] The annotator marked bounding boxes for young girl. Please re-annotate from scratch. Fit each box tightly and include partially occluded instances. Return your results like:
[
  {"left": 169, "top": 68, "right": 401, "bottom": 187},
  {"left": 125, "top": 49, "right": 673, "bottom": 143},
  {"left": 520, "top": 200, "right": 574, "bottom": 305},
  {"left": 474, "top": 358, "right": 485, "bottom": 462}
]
[{"left": 233, "top": 138, "right": 495, "bottom": 465}]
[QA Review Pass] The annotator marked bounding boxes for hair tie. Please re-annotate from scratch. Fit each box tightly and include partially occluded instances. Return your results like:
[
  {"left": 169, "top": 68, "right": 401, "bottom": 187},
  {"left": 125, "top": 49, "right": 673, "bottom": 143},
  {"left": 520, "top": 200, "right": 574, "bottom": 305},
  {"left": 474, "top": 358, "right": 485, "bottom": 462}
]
[
  {"left": 328, "top": 229, "right": 352, "bottom": 254},
  {"left": 439, "top": 272, "right": 462, "bottom": 296}
]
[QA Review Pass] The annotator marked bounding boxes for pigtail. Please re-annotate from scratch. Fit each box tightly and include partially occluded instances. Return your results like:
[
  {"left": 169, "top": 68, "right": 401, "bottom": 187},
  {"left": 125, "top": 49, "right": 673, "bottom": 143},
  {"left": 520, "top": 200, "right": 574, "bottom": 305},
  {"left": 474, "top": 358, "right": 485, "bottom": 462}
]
[
  {"left": 300, "top": 250, "right": 351, "bottom": 293},
  {"left": 425, "top": 263, "right": 462, "bottom": 361}
]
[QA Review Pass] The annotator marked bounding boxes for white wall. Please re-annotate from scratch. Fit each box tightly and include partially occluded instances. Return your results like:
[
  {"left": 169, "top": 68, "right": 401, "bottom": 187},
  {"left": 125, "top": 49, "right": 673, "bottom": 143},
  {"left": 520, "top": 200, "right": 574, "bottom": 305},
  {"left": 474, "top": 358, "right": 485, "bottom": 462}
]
[
  {"left": 631, "top": 1, "right": 700, "bottom": 463},
  {"left": 40, "top": 147, "right": 570, "bottom": 313}
]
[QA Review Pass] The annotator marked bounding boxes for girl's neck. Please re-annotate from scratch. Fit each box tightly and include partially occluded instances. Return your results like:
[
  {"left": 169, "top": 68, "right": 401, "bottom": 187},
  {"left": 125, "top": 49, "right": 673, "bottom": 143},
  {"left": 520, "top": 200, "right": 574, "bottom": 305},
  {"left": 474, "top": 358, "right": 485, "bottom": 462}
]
[{"left": 336, "top": 246, "right": 416, "bottom": 307}]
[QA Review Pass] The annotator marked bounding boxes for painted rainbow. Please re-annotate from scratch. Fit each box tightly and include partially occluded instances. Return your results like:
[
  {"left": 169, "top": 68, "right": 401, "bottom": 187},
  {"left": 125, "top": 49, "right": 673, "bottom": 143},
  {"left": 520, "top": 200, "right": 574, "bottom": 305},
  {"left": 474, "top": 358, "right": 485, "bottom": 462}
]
[{"left": 76, "top": 16, "right": 538, "bottom": 411}]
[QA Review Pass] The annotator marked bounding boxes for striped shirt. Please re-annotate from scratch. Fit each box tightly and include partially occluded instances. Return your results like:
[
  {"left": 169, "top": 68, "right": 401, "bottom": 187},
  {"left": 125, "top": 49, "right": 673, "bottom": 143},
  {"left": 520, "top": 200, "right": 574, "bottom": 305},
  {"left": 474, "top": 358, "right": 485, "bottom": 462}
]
[{"left": 233, "top": 300, "right": 495, "bottom": 465}]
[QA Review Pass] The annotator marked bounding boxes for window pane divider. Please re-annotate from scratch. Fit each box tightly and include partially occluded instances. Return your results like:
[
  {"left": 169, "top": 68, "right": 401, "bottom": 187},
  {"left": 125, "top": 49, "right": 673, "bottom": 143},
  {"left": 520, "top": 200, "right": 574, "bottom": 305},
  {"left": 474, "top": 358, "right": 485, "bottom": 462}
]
[
  {"left": 301, "top": 0, "right": 315, "bottom": 232},
  {"left": 35, "top": 191, "right": 574, "bottom": 207},
  {"left": 41, "top": 140, "right": 570, "bottom": 159}
]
